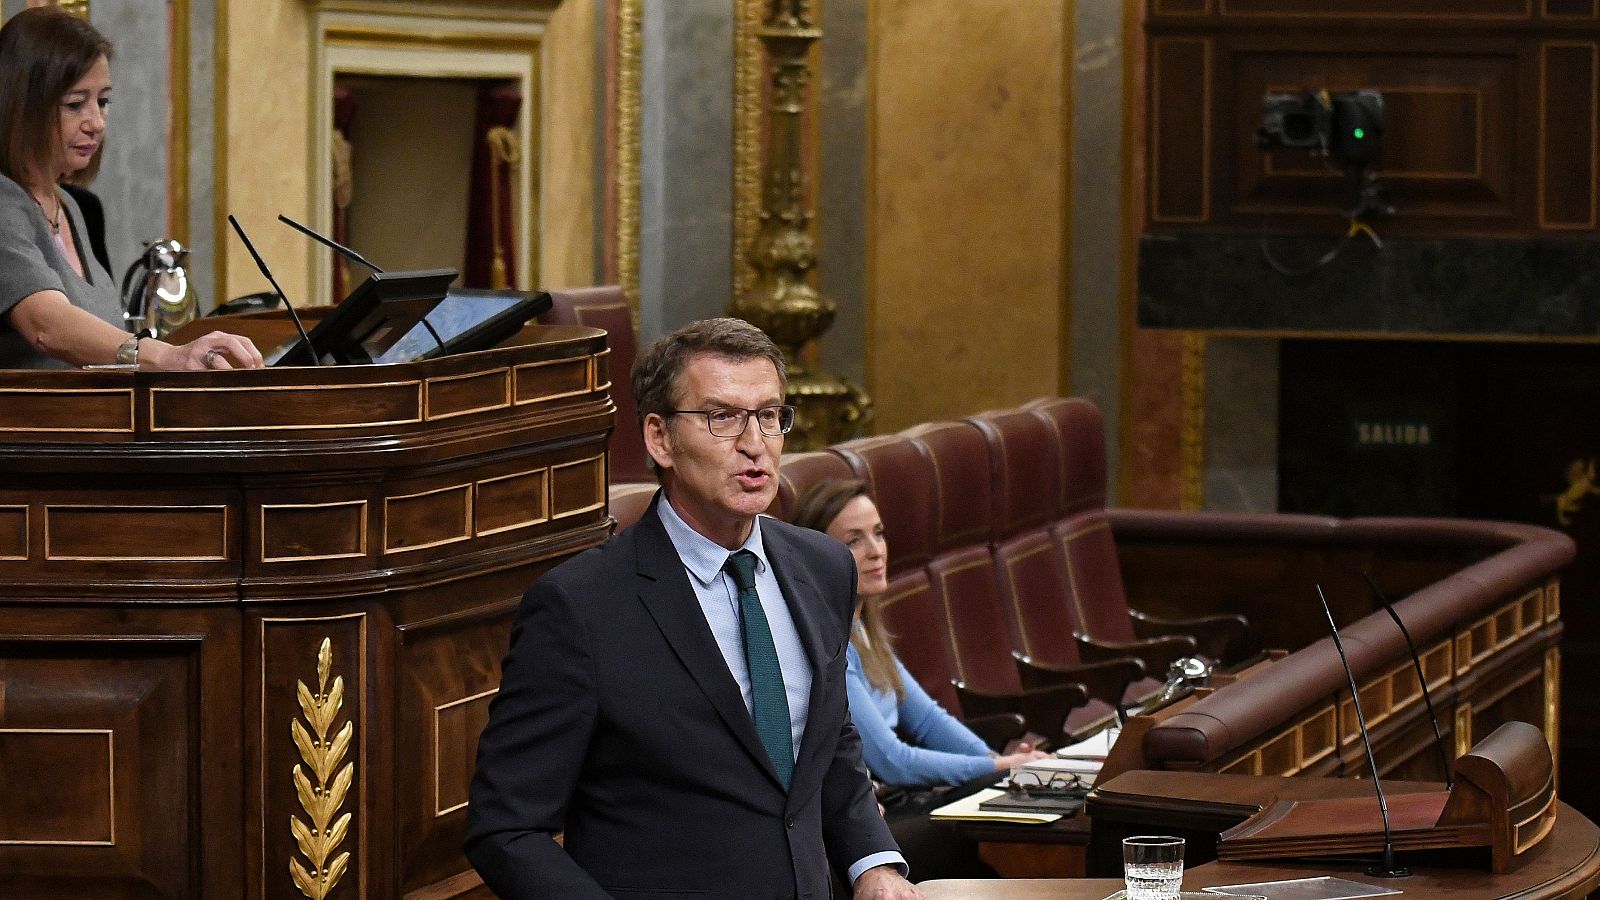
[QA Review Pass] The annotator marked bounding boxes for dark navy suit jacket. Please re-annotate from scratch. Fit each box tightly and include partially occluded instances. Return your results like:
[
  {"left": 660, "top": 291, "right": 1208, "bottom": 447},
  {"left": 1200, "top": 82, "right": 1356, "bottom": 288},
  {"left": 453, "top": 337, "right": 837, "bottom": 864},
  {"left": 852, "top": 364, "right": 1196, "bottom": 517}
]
[{"left": 465, "top": 495, "right": 897, "bottom": 899}]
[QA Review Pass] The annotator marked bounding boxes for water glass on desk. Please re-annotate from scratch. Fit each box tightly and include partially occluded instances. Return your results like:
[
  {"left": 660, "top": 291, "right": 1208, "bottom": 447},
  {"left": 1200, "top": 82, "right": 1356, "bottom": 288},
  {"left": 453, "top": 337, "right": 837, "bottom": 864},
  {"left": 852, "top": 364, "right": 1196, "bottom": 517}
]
[{"left": 1123, "top": 835, "right": 1184, "bottom": 900}]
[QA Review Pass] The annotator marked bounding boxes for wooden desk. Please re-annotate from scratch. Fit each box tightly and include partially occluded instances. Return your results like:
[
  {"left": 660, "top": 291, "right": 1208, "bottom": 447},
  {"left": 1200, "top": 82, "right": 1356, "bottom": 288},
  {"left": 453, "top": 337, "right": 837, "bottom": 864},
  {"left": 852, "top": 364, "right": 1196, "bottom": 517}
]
[{"left": 922, "top": 802, "right": 1600, "bottom": 900}]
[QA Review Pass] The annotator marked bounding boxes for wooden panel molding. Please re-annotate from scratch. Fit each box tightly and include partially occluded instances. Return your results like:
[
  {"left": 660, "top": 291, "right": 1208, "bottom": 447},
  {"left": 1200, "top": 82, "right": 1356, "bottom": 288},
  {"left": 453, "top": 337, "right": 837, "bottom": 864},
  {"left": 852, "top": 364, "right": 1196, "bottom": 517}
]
[
  {"left": 0, "top": 506, "right": 26, "bottom": 560},
  {"left": 425, "top": 368, "right": 512, "bottom": 421},
  {"left": 475, "top": 468, "right": 550, "bottom": 536},
  {"left": 44, "top": 505, "right": 230, "bottom": 562},
  {"left": 150, "top": 381, "right": 423, "bottom": 432},
  {"left": 0, "top": 729, "right": 113, "bottom": 845},
  {"left": 386, "top": 484, "right": 474, "bottom": 555},
  {"left": 1150, "top": 37, "right": 1212, "bottom": 223},
  {"left": 550, "top": 455, "right": 606, "bottom": 518},
  {"left": 1539, "top": 41, "right": 1598, "bottom": 229},
  {"left": 1217, "top": 0, "right": 1531, "bottom": 16},
  {"left": 1545, "top": 0, "right": 1598, "bottom": 16},
  {"left": 433, "top": 689, "right": 496, "bottom": 817},
  {"left": 260, "top": 501, "right": 369, "bottom": 563},
  {"left": 0, "top": 389, "right": 132, "bottom": 434},
  {"left": 513, "top": 357, "right": 592, "bottom": 405},
  {"left": 0, "top": 637, "right": 202, "bottom": 896}
]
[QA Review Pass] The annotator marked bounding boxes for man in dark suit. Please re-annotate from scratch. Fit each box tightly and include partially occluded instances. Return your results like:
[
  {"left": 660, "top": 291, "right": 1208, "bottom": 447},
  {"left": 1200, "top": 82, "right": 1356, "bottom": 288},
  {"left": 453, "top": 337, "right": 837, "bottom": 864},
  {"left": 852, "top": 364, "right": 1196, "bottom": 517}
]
[{"left": 466, "top": 318, "right": 922, "bottom": 899}]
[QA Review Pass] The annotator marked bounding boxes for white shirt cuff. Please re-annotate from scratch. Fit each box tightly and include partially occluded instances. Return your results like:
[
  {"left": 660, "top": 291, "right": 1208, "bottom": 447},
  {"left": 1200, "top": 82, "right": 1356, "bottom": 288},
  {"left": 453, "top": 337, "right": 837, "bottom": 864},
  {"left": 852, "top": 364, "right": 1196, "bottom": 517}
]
[{"left": 849, "top": 851, "right": 909, "bottom": 885}]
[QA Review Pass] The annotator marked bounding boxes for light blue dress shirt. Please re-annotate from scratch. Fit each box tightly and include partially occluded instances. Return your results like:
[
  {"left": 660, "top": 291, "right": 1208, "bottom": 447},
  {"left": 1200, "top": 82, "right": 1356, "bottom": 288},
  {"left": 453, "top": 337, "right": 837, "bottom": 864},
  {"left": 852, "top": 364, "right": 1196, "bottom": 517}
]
[{"left": 657, "top": 494, "right": 907, "bottom": 884}]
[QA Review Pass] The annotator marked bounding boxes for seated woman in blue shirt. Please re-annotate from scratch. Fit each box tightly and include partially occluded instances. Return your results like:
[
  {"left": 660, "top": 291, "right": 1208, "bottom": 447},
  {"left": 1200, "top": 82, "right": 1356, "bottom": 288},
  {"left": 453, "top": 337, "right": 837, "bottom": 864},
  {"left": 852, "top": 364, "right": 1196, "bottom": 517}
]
[{"left": 791, "top": 478, "right": 1048, "bottom": 880}]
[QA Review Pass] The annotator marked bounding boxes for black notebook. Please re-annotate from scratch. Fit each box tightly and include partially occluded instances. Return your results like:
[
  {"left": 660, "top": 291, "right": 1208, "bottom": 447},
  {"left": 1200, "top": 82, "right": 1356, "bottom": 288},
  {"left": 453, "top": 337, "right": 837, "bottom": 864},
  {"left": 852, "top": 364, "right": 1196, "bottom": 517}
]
[{"left": 977, "top": 793, "right": 1084, "bottom": 816}]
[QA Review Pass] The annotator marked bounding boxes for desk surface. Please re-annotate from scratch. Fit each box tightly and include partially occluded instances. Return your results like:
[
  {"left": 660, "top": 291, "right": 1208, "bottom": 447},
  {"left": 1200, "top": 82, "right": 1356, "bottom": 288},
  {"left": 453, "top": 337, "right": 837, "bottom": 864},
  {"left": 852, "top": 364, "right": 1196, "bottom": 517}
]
[{"left": 921, "top": 803, "right": 1600, "bottom": 900}]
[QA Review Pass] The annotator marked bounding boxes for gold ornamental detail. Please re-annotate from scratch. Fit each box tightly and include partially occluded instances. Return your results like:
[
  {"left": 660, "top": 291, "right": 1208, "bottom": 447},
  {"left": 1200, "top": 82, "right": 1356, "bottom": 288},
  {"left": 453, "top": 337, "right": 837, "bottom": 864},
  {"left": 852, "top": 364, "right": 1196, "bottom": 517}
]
[
  {"left": 1554, "top": 458, "right": 1599, "bottom": 526},
  {"left": 53, "top": 1, "right": 90, "bottom": 18},
  {"left": 614, "top": 0, "right": 643, "bottom": 316},
  {"left": 731, "top": 0, "right": 872, "bottom": 449},
  {"left": 290, "top": 638, "right": 355, "bottom": 900}
]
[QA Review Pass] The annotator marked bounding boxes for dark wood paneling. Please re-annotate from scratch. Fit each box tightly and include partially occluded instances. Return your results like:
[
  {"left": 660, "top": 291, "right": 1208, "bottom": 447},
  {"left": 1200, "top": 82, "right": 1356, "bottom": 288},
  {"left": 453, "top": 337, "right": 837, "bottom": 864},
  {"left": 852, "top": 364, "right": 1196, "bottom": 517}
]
[
  {"left": 0, "top": 389, "right": 132, "bottom": 434},
  {"left": 1540, "top": 42, "right": 1598, "bottom": 229},
  {"left": 0, "top": 326, "right": 614, "bottom": 898},
  {"left": 0, "top": 633, "right": 206, "bottom": 898},
  {"left": 1545, "top": 0, "right": 1598, "bottom": 16},
  {"left": 150, "top": 382, "right": 423, "bottom": 432},
  {"left": 45, "top": 505, "right": 230, "bottom": 561},
  {"left": 1152, "top": 38, "right": 1212, "bottom": 223},
  {"left": 425, "top": 369, "right": 511, "bottom": 421},
  {"left": 1146, "top": 6, "right": 1600, "bottom": 238},
  {"left": 474, "top": 468, "right": 549, "bottom": 536},
  {"left": 514, "top": 357, "right": 591, "bottom": 405},
  {"left": 1219, "top": 0, "right": 1530, "bottom": 16},
  {"left": 395, "top": 596, "right": 518, "bottom": 896}
]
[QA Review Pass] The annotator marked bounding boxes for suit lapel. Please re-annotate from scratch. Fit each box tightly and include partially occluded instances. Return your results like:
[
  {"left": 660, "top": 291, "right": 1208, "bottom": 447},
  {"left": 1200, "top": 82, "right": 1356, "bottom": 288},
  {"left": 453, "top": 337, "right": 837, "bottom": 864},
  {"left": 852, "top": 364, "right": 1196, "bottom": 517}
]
[{"left": 632, "top": 500, "right": 779, "bottom": 785}]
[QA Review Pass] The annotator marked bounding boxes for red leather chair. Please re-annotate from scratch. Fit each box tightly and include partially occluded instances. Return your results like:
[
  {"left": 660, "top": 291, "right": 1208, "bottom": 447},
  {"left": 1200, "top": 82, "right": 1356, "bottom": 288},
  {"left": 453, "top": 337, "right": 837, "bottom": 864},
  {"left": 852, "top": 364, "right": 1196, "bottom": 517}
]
[
  {"left": 771, "top": 450, "right": 855, "bottom": 521},
  {"left": 1025, "top": 397, "right": 1257, "bottom": 666},
  {"left": 968, "top": 407, "right": 1151, "bottom": 720},
  {"left": 541, "top": 286, "right": 651, "bottom": 484},
  {"left": 906, "top": 421, "right": 1090, "bottom": 741},
  {"left": 832, "top": 434, "right": 940, "bottom": 576}
]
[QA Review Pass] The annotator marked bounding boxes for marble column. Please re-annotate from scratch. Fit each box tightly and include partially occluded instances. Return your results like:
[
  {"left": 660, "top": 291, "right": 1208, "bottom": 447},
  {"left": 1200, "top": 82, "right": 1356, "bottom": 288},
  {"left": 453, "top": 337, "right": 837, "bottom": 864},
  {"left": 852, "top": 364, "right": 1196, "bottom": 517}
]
[{"left": 637, "top": 0, "right": 735, "bottom": 343}]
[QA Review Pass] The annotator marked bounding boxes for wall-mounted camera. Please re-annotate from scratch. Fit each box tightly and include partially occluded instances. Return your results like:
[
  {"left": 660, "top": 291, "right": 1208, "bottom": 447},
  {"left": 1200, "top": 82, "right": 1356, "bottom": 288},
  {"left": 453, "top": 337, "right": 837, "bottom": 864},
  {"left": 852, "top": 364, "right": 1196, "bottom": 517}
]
[{"left": 1258, "top": 89, "right": 1391, "bottom": 220}]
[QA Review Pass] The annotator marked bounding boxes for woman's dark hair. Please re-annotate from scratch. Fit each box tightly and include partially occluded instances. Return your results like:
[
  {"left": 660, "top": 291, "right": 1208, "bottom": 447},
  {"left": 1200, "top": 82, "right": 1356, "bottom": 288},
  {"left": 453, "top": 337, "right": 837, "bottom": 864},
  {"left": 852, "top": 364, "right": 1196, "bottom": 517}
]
[
  {"left": 0, "top": 6, "right": 113, "bottom": 187},
  {"left": 790, "top": 478, "right": 905, "bottom": 700}
]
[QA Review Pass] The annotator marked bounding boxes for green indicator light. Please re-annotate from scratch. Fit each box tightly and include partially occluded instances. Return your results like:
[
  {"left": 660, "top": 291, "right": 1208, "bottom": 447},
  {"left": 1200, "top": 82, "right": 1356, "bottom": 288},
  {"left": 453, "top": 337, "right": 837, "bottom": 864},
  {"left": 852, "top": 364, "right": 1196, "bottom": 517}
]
[{"left": 1353, "top": 128, "right": 1366, "bottom": 140}]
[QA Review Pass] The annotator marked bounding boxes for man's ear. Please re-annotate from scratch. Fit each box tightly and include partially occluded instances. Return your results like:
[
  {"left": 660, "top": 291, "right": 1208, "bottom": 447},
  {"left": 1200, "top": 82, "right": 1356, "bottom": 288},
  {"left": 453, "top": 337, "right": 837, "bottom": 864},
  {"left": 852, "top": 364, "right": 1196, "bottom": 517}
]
[{"left": 643, "top": 412, "right": 674, "bottom": 472}]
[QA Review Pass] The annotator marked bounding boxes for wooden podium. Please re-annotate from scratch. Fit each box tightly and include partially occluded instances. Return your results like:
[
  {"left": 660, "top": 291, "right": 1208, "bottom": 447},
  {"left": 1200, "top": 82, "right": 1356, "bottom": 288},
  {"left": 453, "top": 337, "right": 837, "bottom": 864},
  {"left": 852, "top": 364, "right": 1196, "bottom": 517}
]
[{"left": 0, "top": 317, "right": 614, "bottom": 898}]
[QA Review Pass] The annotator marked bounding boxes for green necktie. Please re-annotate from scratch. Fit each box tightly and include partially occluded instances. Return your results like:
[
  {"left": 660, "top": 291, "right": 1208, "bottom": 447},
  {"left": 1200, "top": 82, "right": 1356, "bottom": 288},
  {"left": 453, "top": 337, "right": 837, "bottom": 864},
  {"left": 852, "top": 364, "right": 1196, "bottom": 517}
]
[{"left": 724, "top": 549, "right": 794, "bottom": 789}]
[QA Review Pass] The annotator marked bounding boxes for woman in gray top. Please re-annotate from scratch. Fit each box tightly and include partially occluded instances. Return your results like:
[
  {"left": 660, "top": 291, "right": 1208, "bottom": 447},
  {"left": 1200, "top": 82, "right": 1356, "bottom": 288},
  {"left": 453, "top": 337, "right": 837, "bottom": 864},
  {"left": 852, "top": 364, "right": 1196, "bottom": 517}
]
[{"left": 0, "top": 7, "right": 262, "bottom": 371}]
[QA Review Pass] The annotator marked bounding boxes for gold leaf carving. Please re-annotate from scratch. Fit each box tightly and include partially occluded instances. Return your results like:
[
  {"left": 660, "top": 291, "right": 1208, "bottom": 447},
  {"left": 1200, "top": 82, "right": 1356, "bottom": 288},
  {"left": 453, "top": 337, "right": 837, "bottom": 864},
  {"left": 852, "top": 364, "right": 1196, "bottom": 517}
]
[{"left": 289, "top": 638, "right": 355, "bottom": 899}]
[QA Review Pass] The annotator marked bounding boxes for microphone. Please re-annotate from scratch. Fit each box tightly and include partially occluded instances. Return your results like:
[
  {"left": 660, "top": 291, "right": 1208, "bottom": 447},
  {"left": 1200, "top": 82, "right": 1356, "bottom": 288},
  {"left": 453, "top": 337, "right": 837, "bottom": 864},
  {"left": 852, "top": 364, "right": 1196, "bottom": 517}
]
[
  {"left": 1316, "top": 584, "right": 1410, "bottom": 878},
  {"left": 276, "top": 213, "right": 448, "bottom": 354},
  {"left": 227, "top": 215, "right": 322, "bottom": 367},
  {"left": 277, "top": 213, "right": 385, "bottom": 273},
  {"left": 1360, "top": 569, "right": 1452, "bottom": 789}
]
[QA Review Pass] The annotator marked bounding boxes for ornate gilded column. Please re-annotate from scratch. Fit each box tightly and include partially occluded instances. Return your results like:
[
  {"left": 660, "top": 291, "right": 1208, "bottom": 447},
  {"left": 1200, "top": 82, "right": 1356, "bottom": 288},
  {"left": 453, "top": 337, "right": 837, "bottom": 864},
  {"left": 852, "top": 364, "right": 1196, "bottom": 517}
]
[{"left": 733, "top": 0, "right": 870, "bottom": 450}]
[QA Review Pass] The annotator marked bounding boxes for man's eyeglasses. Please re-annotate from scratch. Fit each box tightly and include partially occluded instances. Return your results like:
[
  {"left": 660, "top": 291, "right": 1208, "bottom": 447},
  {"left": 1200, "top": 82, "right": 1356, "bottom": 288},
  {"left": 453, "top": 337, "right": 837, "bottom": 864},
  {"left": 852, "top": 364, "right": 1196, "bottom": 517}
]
[{"left": 665, "top": 405, "right": 797, "bottom": 437}]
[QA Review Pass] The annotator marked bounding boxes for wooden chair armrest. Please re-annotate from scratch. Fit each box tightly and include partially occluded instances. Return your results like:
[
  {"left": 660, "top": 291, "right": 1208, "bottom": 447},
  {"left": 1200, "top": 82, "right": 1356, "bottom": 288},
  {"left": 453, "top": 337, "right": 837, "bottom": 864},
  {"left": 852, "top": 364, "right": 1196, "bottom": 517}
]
[
  {"left": 1013, "top": 652, "right": 1146, "bottom": 710},
  {"left": 1129, "top": 609, "right": 1258, "bottom": 664},
  {"left": 1076, "top": 632, "right": 1196, "bottom": 674},
  {"left": 959, "top": 712, "right": 1028, "bottom": 753},
  {"left": 953, "top": 680, "right": 1090, "bottom": 746}
]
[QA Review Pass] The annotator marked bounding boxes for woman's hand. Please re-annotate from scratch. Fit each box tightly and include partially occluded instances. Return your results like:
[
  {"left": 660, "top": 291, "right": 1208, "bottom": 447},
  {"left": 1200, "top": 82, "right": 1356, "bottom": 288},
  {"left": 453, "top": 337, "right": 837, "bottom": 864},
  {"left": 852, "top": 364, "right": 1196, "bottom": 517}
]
[
  {"left": 992, "top": 742, "right": 1052, "bottom": 771},
  {"left": 142, "top": 330, "right": 265, "bottom": 370}
]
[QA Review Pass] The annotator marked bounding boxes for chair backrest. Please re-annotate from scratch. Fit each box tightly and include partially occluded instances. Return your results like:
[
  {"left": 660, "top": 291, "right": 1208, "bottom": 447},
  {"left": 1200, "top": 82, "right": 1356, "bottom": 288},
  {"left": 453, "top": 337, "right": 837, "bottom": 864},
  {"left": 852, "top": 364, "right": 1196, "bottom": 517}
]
[
  {"left": 832, "top": 434, "right": 939, "bottom": 576},
  {"left": 772, "top": 450, "right": 855, "bottom": 521},
  {"left": 968, "top": 407, "right": 1062, "bottom": 541},
  {"left": 1025, "top": 396, "right": 1107, "bottom": 518},
  {"left": 541, "top": 286, "right": 650, "bottom": 483},
  {"left": 877, "top": 570, "right": 965, "bottom": 713},
  {"left": 609, "top": 482, "right": 659, "bottom": 533},
  {"left": 904, "top": 421, "right": 996, "bottom": 553},
  {"left": 1020, "top": 396, "right": 1139, "bottom": 644}
]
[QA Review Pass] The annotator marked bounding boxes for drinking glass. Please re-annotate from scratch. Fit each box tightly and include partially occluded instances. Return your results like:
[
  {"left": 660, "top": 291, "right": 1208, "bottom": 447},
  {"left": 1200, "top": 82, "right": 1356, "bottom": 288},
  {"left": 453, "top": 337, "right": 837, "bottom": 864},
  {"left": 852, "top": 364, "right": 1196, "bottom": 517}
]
[{"left": 1123, "top": 835, "right": 1184, "bottom": 900}]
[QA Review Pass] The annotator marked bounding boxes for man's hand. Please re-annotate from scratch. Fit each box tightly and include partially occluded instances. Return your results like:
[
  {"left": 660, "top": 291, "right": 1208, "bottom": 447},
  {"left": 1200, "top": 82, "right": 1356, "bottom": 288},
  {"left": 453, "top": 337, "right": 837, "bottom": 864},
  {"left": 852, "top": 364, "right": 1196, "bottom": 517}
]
[{"left": 853, "top": 864, "right": 925, "bottom": 899}]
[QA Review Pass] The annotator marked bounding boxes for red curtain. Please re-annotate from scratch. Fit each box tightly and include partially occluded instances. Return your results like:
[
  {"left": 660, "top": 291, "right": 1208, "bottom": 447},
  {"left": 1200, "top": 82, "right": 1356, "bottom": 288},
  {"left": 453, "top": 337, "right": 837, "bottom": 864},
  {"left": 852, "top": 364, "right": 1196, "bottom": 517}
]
[
  {"left": 332, "top": 87, "right": 360, "bottom": 300},
  {"left": 464, "top": 83, "right": 522, "bottom": 289}
]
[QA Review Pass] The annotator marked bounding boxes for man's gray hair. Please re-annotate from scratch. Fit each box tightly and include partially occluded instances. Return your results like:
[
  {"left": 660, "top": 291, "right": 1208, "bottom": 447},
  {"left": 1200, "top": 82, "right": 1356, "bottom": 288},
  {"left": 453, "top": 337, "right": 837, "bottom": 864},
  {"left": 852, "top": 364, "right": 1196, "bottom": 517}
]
[{"left": 631, "top": 318, "right": 788, "bottom": 425}]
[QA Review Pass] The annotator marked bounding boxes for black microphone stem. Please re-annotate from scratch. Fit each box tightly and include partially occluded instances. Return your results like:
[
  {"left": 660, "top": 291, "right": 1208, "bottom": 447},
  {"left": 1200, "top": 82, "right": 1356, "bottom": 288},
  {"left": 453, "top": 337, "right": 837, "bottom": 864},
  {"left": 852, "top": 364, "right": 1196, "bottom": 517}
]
[
  {"left": 1316, "top": 584, "right": 1410, "bottom": 878},
  {"left": 1362, "top": 570, "right": 1453, "bottom": 789},
  {"left": 227, "top": 215, "right": 322, "bottom": 367},
  {"left": 277, "top": 213, "right": 385, "bottom": 274}
]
